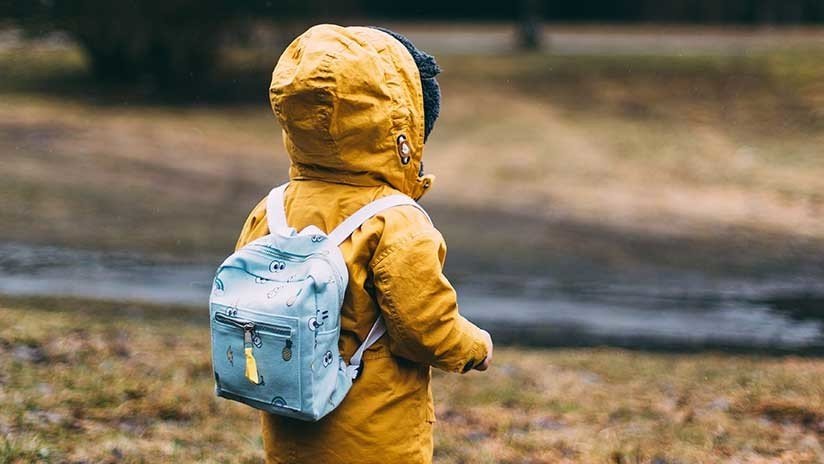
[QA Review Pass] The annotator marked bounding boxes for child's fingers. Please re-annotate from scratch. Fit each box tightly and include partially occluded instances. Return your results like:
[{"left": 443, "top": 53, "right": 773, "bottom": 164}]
[
  {"left": 474, "top": 355, "right": 491, "bottom": 371},
  {"left": 475, "top": 360, "right": 489, "bottom": 371}
]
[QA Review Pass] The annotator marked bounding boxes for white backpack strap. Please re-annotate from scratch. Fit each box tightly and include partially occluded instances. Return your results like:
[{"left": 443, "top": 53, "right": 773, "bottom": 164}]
[
  {"left": 266, "top": 182, "right": 290, "bottom": 233},
  {"left": 327, "top": 194, "right": 431, "bottom": 246},
  {"left": 346, "top": 317, "right": 386, "bottom": 380},
  {"left": 331, "top": 194, "right": 431, "bottom": 379}
]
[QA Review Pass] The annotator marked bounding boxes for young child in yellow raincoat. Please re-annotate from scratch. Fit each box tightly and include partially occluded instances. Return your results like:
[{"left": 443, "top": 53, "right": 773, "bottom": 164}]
[{"left": 234, "top": 24, "right": 494, "bottom": 464}]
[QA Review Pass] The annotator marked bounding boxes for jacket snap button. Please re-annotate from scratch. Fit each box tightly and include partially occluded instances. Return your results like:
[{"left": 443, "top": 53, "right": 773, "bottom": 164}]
[{"left": 397, "top": 135, "right": 411, "bottom": 165}]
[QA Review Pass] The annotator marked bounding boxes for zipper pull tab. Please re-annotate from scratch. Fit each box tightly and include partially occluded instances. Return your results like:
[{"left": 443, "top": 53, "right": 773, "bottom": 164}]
[
  {"left": 243, "top": 323, "right": 260, "bottom": 385},
  {"left": 243, "top": 323, "right": 254, "bottom": 345}
]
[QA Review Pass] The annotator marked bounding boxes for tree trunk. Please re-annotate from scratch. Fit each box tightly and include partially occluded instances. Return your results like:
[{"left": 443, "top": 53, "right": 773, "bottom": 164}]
[{"left": 517, "top": 0, "right": 543, "bottom": 51}]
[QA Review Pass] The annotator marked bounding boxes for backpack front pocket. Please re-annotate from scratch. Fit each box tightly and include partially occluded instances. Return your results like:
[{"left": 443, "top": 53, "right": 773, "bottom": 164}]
[{"left": 211, "top": 305, "right": 301, "bottom": 412}]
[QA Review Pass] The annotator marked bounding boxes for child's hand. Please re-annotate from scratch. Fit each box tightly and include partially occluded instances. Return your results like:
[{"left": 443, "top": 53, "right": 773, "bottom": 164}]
[{"left": 474, "top": 329, "right": 493, "bottom": 371}]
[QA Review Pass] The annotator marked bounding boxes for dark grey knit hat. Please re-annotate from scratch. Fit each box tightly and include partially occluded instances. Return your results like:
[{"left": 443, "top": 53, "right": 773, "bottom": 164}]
[{"left": 372, "top": 27, "right": 441, "bottom": 143}]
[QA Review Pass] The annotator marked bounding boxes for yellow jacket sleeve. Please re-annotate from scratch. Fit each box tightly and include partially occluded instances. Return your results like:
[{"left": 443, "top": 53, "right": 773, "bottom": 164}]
[{"left": 371, "top": 226, "right": 489, "bottom": 373}]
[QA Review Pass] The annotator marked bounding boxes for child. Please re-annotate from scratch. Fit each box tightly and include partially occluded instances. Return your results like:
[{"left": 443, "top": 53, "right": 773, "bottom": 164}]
[{"left": 234, "top": 24, "right": 493, "bottom": 464}]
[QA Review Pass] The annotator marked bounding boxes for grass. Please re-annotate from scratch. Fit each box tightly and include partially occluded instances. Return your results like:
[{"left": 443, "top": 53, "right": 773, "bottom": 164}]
[
  {"left": 431, "top": 51, "right": 824, "bottom": 234},
  {"left": 0, "top": 296, "right": 822, "bottom": 463}
]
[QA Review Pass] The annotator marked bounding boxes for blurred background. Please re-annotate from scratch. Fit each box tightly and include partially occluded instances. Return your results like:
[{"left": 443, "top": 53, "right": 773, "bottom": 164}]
[{"left": 1, "top": 1, "right": 824, "bottom": 463}]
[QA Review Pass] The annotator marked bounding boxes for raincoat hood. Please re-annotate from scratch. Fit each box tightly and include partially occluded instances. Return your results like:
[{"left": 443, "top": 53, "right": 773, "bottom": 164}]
[{"left": 270, "top": 24, "right": 435, "bottom": 200}]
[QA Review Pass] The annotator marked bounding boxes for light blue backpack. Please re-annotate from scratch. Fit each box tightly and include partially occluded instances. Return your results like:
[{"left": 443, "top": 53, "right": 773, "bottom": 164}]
[{"left": 209, "top": 183, "right": 429, "bottom": 421}]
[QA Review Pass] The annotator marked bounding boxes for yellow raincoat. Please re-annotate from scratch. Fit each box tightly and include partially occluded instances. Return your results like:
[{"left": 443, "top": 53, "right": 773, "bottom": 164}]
[{"left": 234, "top": 24, "right": 489, "bottom": 464}]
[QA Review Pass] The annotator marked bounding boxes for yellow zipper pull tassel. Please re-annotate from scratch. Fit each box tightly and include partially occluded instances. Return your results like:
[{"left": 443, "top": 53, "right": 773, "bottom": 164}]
[
  {"left": 245, "top": 347, "right": 260, "bottom": 384},
  {"left": 243, "top": 324, "right": 260, "bottom": 385}
]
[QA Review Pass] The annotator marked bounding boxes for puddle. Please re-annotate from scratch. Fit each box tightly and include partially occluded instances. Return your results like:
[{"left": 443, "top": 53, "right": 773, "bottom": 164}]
[{"left": 1, "top": 242, "right": 822, "bottom": 352}]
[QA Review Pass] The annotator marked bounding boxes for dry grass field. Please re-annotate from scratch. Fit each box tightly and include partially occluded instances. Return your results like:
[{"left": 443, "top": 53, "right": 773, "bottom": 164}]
[
  {"left": 1, "top": 43, "right": 824, "bottom": 275},
  {"left": 1, "top": 296, "right": 822, "bottom": 463}
]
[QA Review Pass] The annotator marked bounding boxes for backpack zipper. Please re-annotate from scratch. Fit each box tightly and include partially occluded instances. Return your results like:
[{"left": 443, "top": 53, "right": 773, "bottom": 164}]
[
  {"left": 214, "top": 312, "right": 292, "bottom": 338},
  {"left": 250, "top": 244, "right": 321, "bottom": 261}
]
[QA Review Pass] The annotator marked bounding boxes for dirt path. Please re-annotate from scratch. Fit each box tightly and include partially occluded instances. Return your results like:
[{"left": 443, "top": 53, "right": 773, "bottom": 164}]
[
  {"left": 372, "top": 23, "right": 824, "bottom": 55},
  {"left": 5, "top": 24, "right": 824, "bottom": 55}
]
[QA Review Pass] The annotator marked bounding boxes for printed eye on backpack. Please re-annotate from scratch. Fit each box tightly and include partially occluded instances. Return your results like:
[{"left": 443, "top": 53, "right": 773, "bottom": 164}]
[{"left": 209, "top": 182, "right": 430, "bottom": 421}]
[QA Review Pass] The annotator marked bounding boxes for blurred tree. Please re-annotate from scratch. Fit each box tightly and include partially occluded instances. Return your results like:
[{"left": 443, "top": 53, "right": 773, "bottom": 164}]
[
  {"left": 1, "top": 0, "right": 317, "bottom": 90},
  {"left": 6, "top": 0, "right": 236, "bottom": 88},
  {"left": 70, "top": 1, "right": 227, "bottom": 86},
  {"left": 517, "top": 0, "right": 543, "bottom": 50}
]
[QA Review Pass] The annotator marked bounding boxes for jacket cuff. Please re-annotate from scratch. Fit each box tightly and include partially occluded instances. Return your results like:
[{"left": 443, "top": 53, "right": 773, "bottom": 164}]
[{"left": 458, "top": 317, "right": 488, "bottom": 373}]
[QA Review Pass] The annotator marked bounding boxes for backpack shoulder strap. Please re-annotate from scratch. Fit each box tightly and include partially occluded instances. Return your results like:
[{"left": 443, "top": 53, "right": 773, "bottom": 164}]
[
  {"left": 327, "top": 194, "right": 431, "bottom": 246},
  {"left": 347, "top": 316, "right": 386, "bottom": 380},
  {"left": 266, "top": 182, "right": 290, "bottom": 233},
  {"left": 329, "top": 194, "right": 431, "bottom": 379}
]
